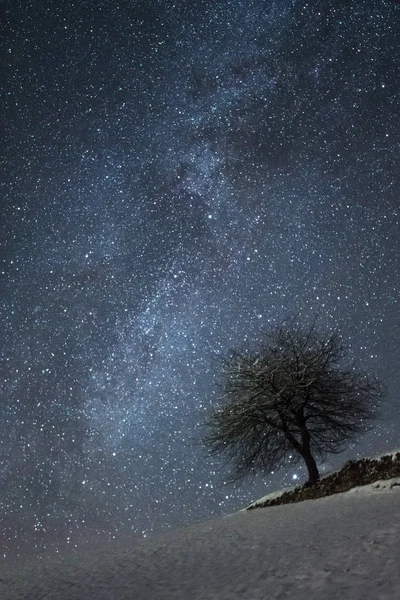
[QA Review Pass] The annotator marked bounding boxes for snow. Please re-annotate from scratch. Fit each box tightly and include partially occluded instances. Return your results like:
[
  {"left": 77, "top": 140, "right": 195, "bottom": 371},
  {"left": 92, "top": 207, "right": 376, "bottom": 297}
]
[
  {"left": 346, "top": 477, "right": 400, "bottom": 494},
  {"left": 370, "top": 448, "right": 400, "bottom": 461},
  {"left": 243, "top": 485, "right": 294, "bottom": 509},
  {"left": 1, "top": 485, "right": 399, "bottom": 599},
  {"left": 245, "top": 449, "right": 400, "bottom": 509}
]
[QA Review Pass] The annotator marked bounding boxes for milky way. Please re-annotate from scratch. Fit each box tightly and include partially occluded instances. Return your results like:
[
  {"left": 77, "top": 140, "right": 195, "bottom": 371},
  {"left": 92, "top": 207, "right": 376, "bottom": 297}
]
[{"left": 1, "top": 0, "right": 399, "bottom": 561}]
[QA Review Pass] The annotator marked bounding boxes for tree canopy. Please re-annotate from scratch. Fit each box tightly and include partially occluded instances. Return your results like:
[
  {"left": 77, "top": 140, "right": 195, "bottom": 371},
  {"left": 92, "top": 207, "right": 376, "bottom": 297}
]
[{"left": 204, "top": 325, "right": 385, "bottom": 485}]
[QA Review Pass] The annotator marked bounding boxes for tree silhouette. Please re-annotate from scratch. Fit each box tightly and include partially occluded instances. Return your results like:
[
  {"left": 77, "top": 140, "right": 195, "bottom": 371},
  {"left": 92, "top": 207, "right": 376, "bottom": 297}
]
[{"left": 204, "top": 325, "right": 385, "bottom": 486}]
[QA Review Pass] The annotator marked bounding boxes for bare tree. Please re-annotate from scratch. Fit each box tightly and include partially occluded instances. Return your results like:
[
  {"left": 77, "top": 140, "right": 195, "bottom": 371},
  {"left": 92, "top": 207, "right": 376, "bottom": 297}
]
[{"left": 204, "top": 325, "right": 385, "bottom": 486}]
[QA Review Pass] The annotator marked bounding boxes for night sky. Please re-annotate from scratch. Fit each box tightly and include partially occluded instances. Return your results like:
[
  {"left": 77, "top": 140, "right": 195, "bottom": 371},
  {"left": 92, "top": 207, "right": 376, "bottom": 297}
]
[{"left": 1, "top": 0, "right": 400, "bottom": 562}]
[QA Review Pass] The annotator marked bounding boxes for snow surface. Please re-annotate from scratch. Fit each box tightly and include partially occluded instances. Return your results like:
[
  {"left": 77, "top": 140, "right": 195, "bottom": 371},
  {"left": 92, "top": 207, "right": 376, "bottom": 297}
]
[
  {"left": 244, "top": 449, "right": 400, "bottom": 510},
  {"left": 1, "top": 486, "right": 399, "bottom": 600},
  {"left": 243, "top": 485, "right": 292, "bottom": 509},
  {"left": 368, "top": 448, "right": 400, "bottom": 461}
]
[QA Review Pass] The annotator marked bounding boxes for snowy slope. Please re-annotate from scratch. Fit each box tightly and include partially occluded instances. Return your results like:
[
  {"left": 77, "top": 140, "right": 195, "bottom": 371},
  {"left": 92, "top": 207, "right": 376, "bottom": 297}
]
[
  {"left": 1, "top": 485, "right": 399, "bottom": 600},
  {"left": 245, "top": 449, "right": 400, "bottom": 509}
]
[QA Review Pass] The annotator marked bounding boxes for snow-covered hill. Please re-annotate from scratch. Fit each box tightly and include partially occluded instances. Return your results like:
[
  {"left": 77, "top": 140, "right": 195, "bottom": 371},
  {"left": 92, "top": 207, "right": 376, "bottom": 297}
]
[
  {"left": 246, "top": 449, "right": 400, "bottom": 510},
  {"left": 1, "top": 479, "right": 399, "bottom": 599}
]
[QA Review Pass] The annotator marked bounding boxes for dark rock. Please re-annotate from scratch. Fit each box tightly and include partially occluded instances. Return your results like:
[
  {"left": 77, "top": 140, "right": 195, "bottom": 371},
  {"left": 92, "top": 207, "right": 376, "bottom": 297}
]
[{"left": 247, "top": 451, "right": 400, "bottom": 510}]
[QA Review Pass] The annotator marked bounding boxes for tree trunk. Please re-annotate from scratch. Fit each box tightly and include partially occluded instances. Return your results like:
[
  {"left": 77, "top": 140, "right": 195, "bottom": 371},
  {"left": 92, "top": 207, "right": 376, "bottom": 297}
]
[
  {"left": 300, "top": 428, "right": 320, "bottom": 485},
  {"left": 302, "top": 450, "right": 320, "bottom": 486}
]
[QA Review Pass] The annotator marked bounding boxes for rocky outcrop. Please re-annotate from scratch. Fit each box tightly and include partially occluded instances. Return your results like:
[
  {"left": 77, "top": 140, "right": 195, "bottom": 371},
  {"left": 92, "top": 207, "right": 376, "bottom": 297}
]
[{"left": 246, "top": 451, "right": 400, "bottom": 510}]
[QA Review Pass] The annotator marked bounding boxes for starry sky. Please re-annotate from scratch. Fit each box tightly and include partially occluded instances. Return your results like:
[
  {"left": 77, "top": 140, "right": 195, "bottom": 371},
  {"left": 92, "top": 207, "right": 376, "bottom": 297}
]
[{"left": 1, "top": 0, "right": 400, "bottom": 562}]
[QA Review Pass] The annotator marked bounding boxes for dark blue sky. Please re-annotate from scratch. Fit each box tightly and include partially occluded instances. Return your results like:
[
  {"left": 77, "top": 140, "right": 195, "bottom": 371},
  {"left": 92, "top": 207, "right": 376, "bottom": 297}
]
[{"left": 1, "top": 0, "right": 399, "bottom": 562}]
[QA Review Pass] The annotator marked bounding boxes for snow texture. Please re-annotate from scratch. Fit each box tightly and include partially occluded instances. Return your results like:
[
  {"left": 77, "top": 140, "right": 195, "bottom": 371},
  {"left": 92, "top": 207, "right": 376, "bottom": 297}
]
[
  {"left": 1, "top": 485, "right": 399, "bottom": 599},
  {"left": 244, "top": 486, "right": 292, "bottom": 509}
]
